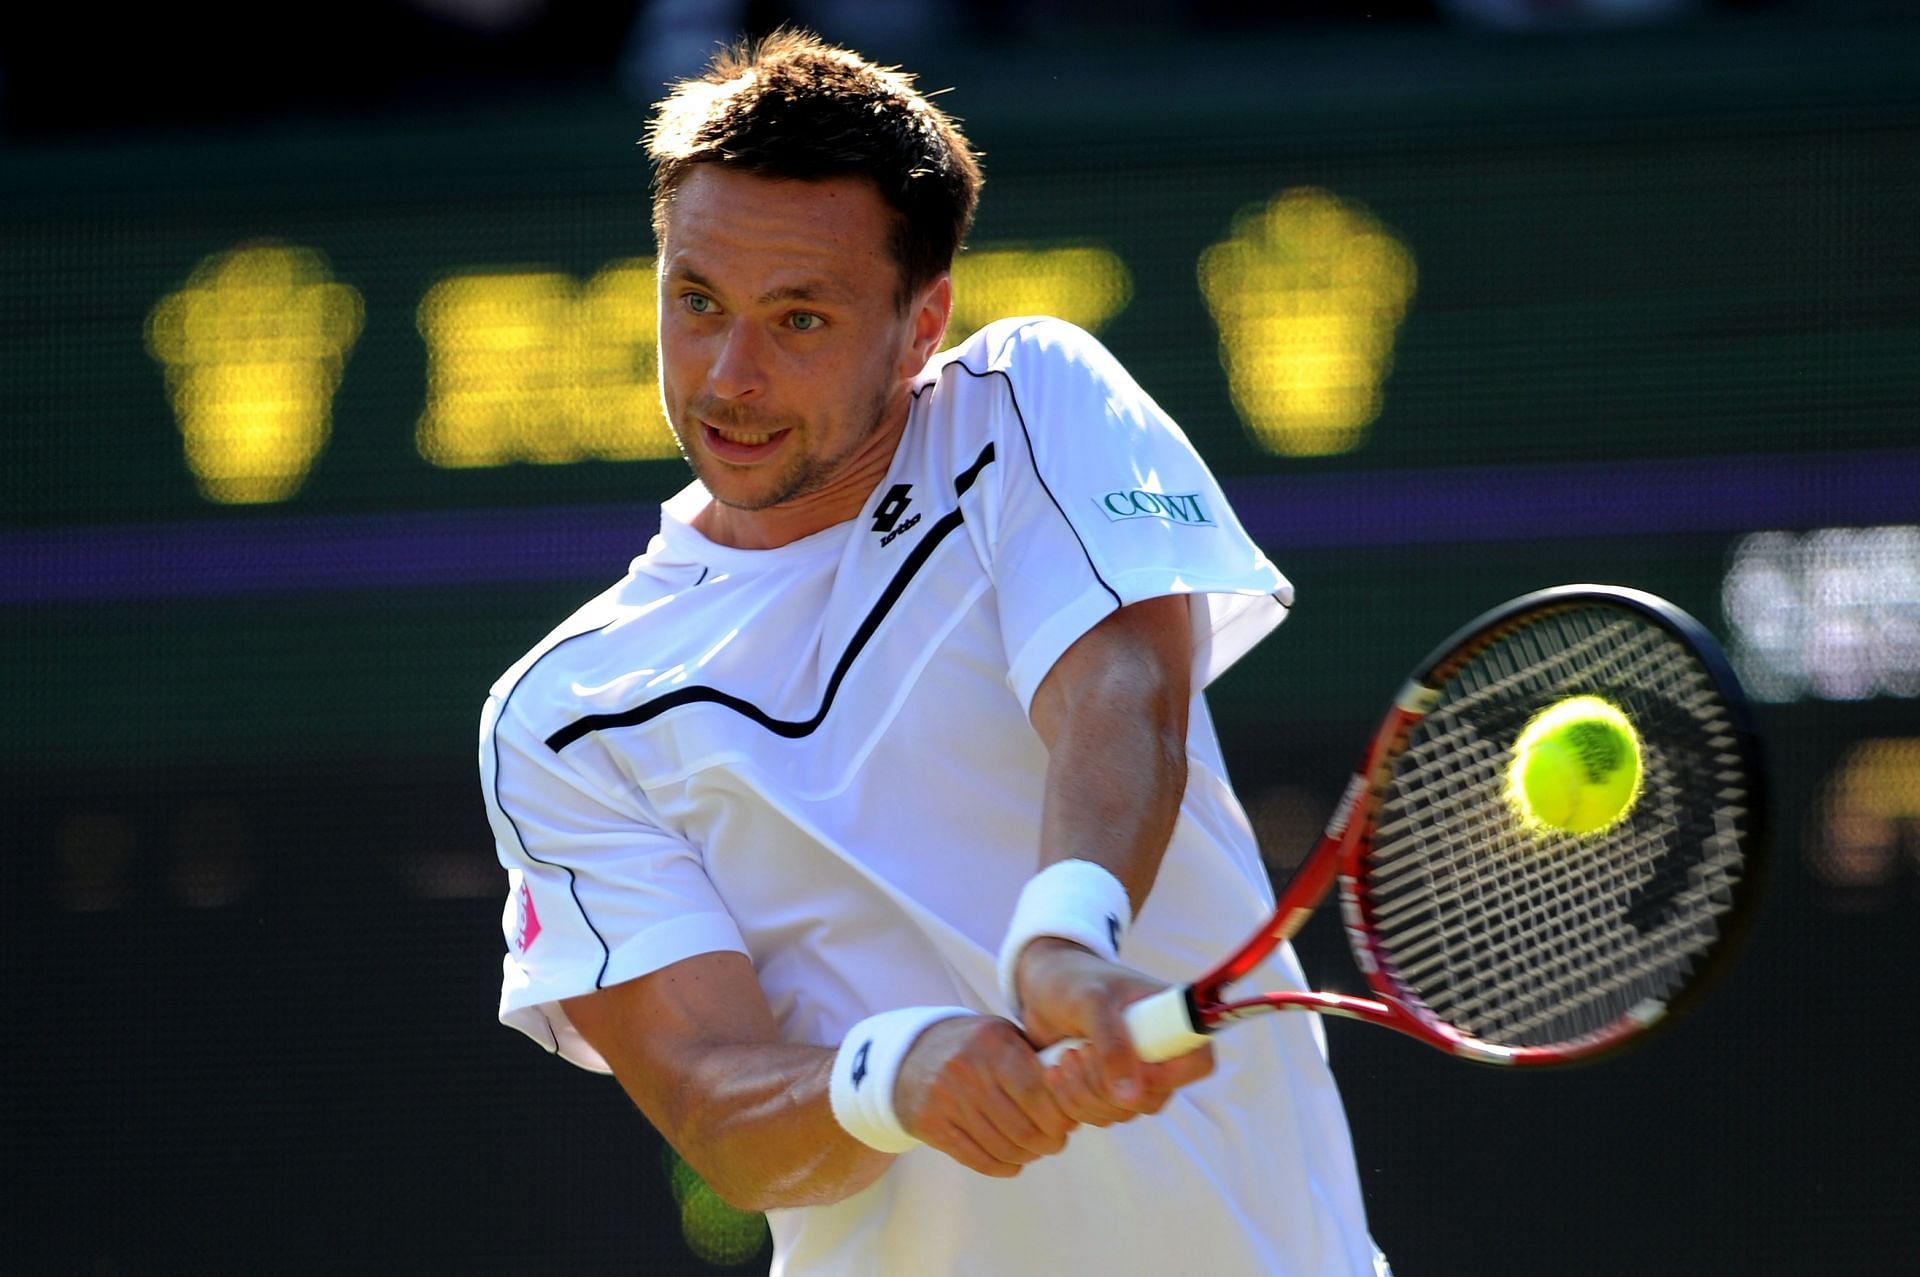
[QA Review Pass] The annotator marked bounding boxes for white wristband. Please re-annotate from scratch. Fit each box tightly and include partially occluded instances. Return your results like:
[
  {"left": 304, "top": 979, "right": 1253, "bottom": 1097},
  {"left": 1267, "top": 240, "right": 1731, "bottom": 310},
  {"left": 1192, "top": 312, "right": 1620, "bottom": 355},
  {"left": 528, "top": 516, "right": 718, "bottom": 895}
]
[
  {"left": 996, "top": 859, "right": 1133, "bottom": 1017},
  {"left": 828, "top": 1006, "right": 975, "bottom": 1153}
]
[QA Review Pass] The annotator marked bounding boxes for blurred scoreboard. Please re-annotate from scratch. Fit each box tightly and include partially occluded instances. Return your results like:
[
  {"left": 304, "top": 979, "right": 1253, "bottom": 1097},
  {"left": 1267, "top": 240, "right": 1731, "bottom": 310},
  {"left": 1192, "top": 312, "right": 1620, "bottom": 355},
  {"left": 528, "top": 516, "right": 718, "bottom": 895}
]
[
  {"left": 6, "top": 61, "right": 1916, "bottom": 523},
  {"left": 4, "top": 41, "right": 1918, "bottom": 821}
]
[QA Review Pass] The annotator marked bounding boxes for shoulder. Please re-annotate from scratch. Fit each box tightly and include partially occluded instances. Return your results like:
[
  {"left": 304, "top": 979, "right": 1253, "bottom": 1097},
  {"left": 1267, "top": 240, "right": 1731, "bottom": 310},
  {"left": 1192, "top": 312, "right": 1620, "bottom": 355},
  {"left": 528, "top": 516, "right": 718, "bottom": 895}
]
[
  {"left": 928, "top": 315, "right": 1126, "bottom": 388},
  {"left": 484, "top": 580, "right": 634, "bottom": 748},
  {"left": 917, "top": 317, "right": 1155, "bottom": 458}
]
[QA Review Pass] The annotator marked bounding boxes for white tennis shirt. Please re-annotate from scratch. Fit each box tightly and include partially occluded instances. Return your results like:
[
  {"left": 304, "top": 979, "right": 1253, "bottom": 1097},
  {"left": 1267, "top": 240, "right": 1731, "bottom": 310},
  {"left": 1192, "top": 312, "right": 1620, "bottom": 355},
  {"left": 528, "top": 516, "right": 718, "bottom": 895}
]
[{"left": 483, "top": 318, "right": 1389, "bottom": 1276}]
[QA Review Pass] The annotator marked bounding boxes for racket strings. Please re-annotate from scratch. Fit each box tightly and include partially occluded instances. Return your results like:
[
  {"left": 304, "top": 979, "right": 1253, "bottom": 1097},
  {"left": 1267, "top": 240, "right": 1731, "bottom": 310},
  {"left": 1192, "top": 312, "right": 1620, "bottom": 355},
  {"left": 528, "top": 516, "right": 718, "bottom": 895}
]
[
  {"left": 1421, "top": 689, "right": 1728, "bottom": 1036},
  {"left": 1364, "top": 605, "right": 1755, "bottom": 1052},
  {"left": 1406, "top": 693, "right": 1711, "bottom": 1033}
]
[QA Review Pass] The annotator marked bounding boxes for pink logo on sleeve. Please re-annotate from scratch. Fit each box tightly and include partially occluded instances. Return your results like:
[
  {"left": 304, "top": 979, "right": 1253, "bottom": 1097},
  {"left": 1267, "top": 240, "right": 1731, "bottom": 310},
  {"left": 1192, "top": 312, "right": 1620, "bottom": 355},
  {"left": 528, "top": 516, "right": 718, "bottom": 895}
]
[{"left": 515, "top": 881, "right": 543, "bottom": 953}]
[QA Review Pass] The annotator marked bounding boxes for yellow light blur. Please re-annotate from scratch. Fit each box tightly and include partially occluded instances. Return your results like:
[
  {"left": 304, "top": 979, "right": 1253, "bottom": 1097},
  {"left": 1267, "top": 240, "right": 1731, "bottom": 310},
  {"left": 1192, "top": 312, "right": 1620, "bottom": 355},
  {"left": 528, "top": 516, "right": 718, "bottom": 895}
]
[
  {"left": 1812, "top": 738, "right": 1920, "bottom": 890},
  {"left": 946, "top": 246, "right": 1132, "bottom": 348},
  {"left": 415, "top": 259, "right": 678, "bottom": 468},
  {"left": 1198, "top": 188, "right": 1416, "bottom": 456},
  {"left": 146, "top": 244, "right": 364, "bottom": 503}
]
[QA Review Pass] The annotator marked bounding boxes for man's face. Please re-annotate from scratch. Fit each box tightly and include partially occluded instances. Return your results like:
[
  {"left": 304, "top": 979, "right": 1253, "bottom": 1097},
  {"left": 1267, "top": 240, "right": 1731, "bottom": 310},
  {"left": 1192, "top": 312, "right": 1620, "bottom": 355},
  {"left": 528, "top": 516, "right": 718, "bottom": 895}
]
[{"left": 656, "top": 166, "right": 948, "bottom": 546}]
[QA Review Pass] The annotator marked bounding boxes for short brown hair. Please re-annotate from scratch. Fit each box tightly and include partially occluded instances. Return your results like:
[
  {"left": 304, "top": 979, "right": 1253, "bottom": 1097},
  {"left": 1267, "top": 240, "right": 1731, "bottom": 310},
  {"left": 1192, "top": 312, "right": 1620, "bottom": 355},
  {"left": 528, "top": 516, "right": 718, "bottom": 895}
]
[{"left": 644, "top": 30, "right": 983, "bottom": 302}]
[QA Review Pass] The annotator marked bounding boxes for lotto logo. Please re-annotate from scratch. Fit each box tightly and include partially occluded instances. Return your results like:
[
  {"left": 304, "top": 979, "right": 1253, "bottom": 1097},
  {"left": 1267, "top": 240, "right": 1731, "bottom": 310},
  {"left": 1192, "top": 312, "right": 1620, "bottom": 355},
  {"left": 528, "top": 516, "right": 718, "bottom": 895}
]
[
  {"left": 872, "top": 483, "right": 921, "bottom": 547},
  {"left": 871, "top": 484, "right": 914, "bottom": 533}
]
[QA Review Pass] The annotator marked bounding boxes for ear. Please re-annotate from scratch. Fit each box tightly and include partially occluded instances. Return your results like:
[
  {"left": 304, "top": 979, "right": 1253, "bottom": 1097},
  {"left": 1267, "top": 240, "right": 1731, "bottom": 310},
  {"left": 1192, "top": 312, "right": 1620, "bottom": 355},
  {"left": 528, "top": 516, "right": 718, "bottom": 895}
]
[{"left": 900, "top": 272, "right": 952, "bottom": 375}]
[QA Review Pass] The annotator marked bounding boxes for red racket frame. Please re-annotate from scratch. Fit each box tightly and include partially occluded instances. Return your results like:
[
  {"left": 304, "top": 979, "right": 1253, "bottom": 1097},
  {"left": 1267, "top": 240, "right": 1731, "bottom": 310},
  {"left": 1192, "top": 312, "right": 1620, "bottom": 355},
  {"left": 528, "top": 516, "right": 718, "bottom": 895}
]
[{"left": 1173, "top": 584, "right": 1764, "bottom": 1067}]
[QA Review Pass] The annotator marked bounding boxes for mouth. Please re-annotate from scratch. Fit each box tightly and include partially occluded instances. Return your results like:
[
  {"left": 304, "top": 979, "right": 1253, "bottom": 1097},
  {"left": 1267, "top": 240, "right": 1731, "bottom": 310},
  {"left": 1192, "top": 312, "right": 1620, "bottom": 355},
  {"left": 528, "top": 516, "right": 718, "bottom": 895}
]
[{"left": 701, "top": 420, "right": 793, "bottom": 463}]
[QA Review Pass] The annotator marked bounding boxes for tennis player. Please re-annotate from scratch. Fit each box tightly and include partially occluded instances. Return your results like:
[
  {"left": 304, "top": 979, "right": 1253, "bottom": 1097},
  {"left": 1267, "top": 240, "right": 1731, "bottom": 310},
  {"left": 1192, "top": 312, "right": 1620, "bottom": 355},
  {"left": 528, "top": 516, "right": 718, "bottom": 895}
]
[{"left": 483, "top": 30, "right": 1390, "bottom": 1276}]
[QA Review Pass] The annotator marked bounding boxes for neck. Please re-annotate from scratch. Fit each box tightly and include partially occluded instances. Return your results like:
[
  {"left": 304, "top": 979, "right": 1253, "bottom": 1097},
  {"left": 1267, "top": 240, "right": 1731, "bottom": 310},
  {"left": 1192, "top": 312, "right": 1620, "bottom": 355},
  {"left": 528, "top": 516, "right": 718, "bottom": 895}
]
[{"left": 695, "top": 396, "right": 913, "bottom": 551}]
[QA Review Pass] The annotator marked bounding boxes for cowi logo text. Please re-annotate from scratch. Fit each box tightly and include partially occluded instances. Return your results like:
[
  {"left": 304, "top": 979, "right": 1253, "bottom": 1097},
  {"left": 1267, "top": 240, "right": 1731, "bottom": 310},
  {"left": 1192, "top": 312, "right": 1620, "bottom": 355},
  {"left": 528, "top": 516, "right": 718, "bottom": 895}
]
[{"left": 1094, "top": 488, "right": 1215, "bottom": 527}]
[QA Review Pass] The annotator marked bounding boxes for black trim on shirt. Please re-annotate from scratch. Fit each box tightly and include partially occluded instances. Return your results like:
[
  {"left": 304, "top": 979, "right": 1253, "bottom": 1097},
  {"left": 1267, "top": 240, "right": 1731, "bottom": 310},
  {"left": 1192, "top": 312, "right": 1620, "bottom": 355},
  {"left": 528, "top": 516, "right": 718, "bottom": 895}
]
[
  {"left": 545, "top": 441, "right": 996, "bottom": 752},
  {"left": 491, "top": 619, "right": 622, "bottom": 993},
  {"left": 964, "top": 333, "right": 1123, "bottom": 613}
]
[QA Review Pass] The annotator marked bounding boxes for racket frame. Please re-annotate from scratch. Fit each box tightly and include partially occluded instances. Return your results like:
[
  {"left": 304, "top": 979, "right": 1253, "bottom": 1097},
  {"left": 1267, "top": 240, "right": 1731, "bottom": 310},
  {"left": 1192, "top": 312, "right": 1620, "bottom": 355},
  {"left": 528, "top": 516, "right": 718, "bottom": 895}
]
[{"left": 1172, "top": 583, "right": 1767, "bottom": 1067}]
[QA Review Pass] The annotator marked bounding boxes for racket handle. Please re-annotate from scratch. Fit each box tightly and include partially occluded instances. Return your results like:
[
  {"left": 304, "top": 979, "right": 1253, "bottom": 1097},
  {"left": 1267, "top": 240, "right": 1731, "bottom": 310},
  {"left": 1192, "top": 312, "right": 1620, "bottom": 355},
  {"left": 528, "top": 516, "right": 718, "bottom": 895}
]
[{"left": 1035, "top": 985, "right": 1210, "bottom": 1067}]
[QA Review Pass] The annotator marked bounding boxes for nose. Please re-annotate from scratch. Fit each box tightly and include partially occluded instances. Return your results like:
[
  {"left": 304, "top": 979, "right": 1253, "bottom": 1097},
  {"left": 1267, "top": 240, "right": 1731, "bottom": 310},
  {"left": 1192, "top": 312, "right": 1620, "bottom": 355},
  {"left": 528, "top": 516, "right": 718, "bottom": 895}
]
[{"left": 707, "top": 320, "right": 766, "bottom": 401}]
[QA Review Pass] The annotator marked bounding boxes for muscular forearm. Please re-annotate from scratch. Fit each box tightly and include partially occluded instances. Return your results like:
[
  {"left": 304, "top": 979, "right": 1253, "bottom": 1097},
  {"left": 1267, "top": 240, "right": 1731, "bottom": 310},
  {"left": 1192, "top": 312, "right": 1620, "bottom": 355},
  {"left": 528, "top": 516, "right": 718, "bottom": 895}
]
[
  {"left": 664, "top": 1042, "right": 893, "bottom": 1211},
  {"left": 563, "top": 962, "right": 893, "bottom": 1213},
  {"left": 620, "top": 1021, "right": 1078, "bottom": 1206},
  {"left": 569, "top": 959, "right": 1074, "bottom": 1209}
]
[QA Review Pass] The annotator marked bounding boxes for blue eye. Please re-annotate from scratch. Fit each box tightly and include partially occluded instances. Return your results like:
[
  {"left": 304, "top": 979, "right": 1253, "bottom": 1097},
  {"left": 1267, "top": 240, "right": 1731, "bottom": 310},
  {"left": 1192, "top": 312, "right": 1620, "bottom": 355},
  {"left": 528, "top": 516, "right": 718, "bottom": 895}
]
[
  {"left": 685, "top": 293, "right": 714, "bottom": 314},
  {"left": 789, "top": 312, "right": 823, "bottom": 332}
]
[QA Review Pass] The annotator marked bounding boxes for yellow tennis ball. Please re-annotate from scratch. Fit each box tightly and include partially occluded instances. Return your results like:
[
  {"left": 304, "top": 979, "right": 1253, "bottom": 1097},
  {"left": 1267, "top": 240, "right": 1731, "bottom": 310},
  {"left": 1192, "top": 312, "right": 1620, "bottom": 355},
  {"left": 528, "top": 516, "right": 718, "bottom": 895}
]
[{"left": 1504, "top": 696, "right": 1644, "bottom": 834}]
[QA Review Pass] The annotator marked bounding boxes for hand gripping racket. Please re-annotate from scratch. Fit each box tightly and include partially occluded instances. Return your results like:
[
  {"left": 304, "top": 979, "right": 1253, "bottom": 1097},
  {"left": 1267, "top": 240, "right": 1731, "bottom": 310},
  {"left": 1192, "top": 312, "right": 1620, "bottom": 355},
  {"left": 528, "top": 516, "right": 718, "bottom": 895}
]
[{"left": 1046, "top": 584, "right": 1766, "bottom": 1069}]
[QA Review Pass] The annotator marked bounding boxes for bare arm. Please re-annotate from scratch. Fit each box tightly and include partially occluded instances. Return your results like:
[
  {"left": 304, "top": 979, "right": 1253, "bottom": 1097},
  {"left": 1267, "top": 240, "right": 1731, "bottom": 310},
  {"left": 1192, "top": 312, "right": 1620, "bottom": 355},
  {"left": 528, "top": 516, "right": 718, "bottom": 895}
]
[
  {"left": 1027, "top": 592, "right": 1194, "bottom": 905},
  {"left": 563, "top": 951, "right": 1076, "bottom": 1211},
  {"left": 563, "top": 953, "right": 882, "bottom": 1211},
  {"left": 1018, "top": 593, "right": 1216, "bottom": 1117}
]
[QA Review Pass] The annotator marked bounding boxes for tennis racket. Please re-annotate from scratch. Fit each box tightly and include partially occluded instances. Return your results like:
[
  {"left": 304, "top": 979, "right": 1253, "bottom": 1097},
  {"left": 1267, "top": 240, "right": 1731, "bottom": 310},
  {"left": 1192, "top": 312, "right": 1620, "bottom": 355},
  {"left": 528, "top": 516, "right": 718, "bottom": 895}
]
[{"left": 1045, "top": 583, "right": 1766, "bottom": 1069}]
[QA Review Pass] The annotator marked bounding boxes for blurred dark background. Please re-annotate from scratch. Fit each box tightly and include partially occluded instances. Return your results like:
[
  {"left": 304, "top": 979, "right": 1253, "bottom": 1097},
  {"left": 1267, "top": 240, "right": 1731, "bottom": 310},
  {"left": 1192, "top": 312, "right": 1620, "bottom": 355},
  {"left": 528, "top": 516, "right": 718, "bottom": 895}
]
[{"left": 5, "top": 0, "right": 1919, "bottom": 1273}]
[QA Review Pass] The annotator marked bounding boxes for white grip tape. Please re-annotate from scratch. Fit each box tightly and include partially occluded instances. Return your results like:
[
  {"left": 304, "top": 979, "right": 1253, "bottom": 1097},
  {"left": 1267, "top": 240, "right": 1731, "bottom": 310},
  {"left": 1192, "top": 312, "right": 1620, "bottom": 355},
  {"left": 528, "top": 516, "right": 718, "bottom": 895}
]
[
  {"left": 829, "top": 1006, "right": 975, "bottom": 1153},
  {"left": 1036, "top": 984, "right": 1210, "bottom": 1067},
  {"left": 997, "top": 859, "right": 1133, "bottom": 1017}
]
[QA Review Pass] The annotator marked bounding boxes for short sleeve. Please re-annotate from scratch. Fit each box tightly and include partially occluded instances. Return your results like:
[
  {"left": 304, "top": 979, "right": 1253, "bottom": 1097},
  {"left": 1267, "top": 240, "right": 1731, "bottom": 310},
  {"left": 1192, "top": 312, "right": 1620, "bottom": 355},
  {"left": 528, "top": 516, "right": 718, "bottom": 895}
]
[
  {"left": 481, "top": 692, "right": 747, "bottom": 1072},
  {"left": 976, "top": 320, "right": 1293, "bottom": 708}
]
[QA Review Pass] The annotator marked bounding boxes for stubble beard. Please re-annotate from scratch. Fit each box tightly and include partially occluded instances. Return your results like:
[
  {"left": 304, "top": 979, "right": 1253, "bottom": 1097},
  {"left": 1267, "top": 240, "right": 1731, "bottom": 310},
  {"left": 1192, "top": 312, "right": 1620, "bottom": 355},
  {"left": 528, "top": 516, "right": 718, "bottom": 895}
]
[{"left": 675, "top": 380, "right": 897, "bottom": 513}]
